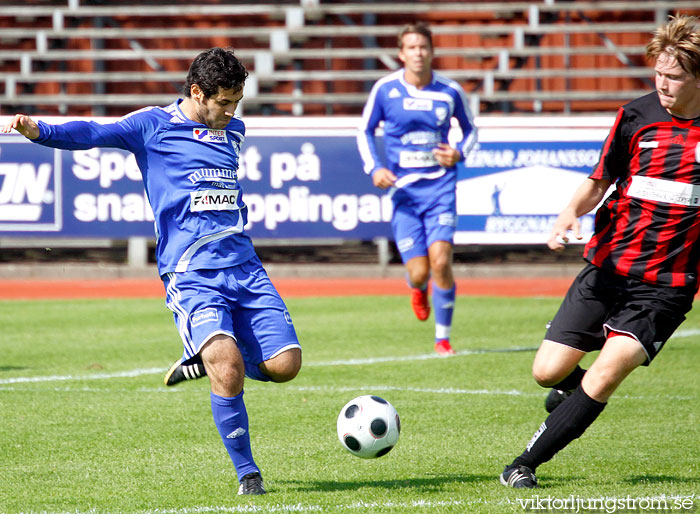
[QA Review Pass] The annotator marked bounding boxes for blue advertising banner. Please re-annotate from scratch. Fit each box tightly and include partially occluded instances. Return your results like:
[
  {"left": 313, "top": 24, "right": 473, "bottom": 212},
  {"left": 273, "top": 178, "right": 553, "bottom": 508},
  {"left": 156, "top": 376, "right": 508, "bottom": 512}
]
[
  {"left": 232, "top": 132, "right": 393, "bottom": 240},
  {"left": 455, "top": 139, "right": 607, "bottom": 244},
  {"left": 0, "top": 139, "right": 62, "bottom": 232},
  {"left": 0, "top": 116, "right": 613, "bottom": 243}
]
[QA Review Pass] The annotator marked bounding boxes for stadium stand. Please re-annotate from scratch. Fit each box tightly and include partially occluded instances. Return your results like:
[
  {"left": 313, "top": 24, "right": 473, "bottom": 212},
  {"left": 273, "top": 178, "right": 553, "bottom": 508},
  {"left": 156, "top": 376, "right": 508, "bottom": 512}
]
[{"left": 1, "top": 0, "right": 699, "bottom": 116}]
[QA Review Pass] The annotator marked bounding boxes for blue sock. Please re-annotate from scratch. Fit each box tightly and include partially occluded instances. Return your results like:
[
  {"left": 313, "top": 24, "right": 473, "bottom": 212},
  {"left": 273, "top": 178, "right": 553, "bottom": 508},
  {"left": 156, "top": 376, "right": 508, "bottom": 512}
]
[
  {"left": 432, "top": 283, "right": 456, "bottom": 342},
  {"left": 210, "top": 391, "right": 259, "bottom": 481}
]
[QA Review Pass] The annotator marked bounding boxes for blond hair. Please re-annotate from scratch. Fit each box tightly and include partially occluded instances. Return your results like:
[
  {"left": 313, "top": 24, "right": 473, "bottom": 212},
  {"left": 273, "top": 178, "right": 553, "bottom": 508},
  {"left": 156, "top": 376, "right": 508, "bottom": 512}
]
[{"left": 646, "top": 15, "right": 700, "bottom": 77}]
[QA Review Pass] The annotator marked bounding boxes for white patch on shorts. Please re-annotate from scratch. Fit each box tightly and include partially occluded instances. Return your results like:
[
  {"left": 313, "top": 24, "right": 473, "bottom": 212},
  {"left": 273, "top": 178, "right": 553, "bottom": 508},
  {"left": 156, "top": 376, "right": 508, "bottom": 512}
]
[
  {"left": 438, "top": 213, "right": 456, "bottom": 227},
  {"left": 397, "top": 237, "right": 415, "bottom": 253},
  {"left": 190, "top": 307, "right": 219, "bottom": 327}
]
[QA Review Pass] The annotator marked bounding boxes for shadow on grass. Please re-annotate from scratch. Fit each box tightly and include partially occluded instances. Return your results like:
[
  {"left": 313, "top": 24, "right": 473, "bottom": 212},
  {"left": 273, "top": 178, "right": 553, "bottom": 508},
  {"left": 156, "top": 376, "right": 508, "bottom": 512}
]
[
  {"left": 0, "top": 366, "right": 27, "bottom": 372},
  {"left": 279, "top": 473, "right": 493, "bottom": 492},
  {"left": 533, "top": 474, "right": 700, "bottom": 489},
  {"left": 624, "top": 474, "right": 700, "bottom": 486}
]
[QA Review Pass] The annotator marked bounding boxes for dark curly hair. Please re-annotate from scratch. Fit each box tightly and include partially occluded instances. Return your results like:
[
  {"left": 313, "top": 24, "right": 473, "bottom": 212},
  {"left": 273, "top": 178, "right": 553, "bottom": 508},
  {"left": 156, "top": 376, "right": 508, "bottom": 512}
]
[{"left": 182, "top": 47, "right": 249, "bottom": 98}]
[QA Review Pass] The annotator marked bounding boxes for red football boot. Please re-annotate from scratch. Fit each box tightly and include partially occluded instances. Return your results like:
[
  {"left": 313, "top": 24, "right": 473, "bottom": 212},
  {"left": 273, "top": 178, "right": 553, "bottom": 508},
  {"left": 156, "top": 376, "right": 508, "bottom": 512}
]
[
  {"left": 434, "top": 339, "right": 456, "bottom": 355},
  {"left": 411, "top": 287, "right": 430, "bottom": 321}
]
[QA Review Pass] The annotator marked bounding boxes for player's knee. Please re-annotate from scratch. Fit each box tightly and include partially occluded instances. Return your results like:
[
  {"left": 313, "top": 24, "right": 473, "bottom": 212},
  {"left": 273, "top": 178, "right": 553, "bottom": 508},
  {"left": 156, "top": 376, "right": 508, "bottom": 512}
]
[
  {"left": 206, "top": 360, "right": 245, "bottom": 395},
  {"left": 261, "top": 348, "right": 302, "bottom": 383},
  {"left": 532, "top": 364, "right": 566, "bottom": 388},
  {"left": 430, "top": 254, "right": 450, "bottom": 274},
  {"left": 268, "top": 366, "right": 300, "bottom": 383},
  {"left": 407, "top": 267, "right": 430, "bottom": 288},
  {"left": 410, "top": 275, "right": 429, "bottom": 290},
  {"left": 429, "top": 256, "right": 453, "bottom": 286},
  {"left": 532, "top": 370, "right": 555, "bottom": 387},
  {"left": 581, "top": 365, "right": 620, "bottom": 399}
]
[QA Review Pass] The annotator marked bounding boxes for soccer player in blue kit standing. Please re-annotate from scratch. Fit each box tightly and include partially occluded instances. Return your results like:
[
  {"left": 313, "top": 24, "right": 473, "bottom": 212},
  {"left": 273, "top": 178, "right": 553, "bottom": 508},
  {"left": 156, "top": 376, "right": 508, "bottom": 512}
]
[
  {"left": 357, "top": 23, "right": 478, "bottom": 355},
  {"left": 2, "top": 48, "right": 301, "bottom": 496}
]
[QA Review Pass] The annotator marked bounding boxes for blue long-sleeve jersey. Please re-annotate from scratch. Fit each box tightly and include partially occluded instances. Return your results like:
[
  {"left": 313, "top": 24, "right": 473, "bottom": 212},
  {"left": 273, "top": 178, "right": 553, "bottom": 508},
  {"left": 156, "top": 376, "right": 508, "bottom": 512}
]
[
  {"left": 357, "top": 70, "right": 477, "bottom": 188},
  {"left": 34, "top": 100, "right": 256, "bottom": 276}
]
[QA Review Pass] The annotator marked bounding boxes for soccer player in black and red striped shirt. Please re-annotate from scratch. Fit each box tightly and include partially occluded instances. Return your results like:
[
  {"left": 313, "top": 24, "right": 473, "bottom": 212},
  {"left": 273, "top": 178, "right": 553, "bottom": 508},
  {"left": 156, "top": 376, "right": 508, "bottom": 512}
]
[{"left": 500, "top": 15, "right": 700, "bottom": 488}]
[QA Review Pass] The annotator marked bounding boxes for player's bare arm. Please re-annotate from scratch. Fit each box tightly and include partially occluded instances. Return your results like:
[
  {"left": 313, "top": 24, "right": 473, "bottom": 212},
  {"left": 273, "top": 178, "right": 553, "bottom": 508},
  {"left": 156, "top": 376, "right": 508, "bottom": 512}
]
[
  {"left": 432, "top": 143, "right": 461, "bottom": 168},
  {"left": 548, "top": 177, "right": 611, "bottom": 251},
  {"left": 1, "top": 114, "right": 40, "bottom": 139},
  {"left": 372, "top": 167, "right": 397, "bottom": 189}
]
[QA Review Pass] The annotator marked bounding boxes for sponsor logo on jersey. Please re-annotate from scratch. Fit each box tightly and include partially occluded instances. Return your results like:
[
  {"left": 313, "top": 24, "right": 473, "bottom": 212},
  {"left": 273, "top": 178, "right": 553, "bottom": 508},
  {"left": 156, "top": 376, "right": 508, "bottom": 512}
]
[
  {"left": 627, "top": 175, "right": 700, "bottom": 207},
  {"left": 403, "top": 98, "right": 433, "bottom": 111},
  {"left": 187, "top": 167, "right": 238, "bottom": 185},
  {"left": 435, "top": 107, "right": 448, "bottom": 124},
  {"left": 190, "top": 307, "right": 218, "bottom": 327},
  {"left": 399, "top": 150, "right": 438, "bottom": 168},
  {"left": 193, "top": 128, "right": 228, "bottom": 143},
  {"left": 400, "top": 131, "right": 441, "bottom": 145},
  {"left": 190, "top": 189, "right": 240, "bottom": 211},
  {"left": 669, "top": 134, "right": 685, "bottom": 145}
]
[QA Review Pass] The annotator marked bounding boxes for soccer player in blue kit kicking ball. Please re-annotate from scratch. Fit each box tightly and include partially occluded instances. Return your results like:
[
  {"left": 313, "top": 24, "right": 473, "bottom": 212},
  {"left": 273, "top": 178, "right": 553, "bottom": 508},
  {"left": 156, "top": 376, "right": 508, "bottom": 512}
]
[
  {"left": 357, "top": 22, "right": 478, "bottom": 355},
  {"left": 2, "top": 48, "right": 301, "bottom": 496}
]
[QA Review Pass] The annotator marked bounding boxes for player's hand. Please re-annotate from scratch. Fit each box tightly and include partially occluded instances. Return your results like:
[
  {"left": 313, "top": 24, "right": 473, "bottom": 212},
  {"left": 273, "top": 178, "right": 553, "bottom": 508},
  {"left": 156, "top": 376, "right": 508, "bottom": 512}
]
[
  {"left": 432, "top": 143, "right": 461, "bottom": 168},
  {"left": 547, "top": 208, "right": 582, "bottom": 251},
  {"left": 1, "top": 114, "right": 40, "bottom": 139},
  {"left": 372, "top": 168, "right": 397, "bottom": 189}
]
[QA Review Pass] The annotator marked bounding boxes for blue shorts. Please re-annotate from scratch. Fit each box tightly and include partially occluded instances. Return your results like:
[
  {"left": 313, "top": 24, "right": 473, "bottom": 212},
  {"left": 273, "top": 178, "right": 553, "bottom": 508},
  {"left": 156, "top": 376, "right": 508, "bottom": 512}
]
[
  {"left": 391, "top": 175, "right": 456, "bottom": 263},
  {"left": 162, "top": 255, "right": 300, "bottom": 382}
]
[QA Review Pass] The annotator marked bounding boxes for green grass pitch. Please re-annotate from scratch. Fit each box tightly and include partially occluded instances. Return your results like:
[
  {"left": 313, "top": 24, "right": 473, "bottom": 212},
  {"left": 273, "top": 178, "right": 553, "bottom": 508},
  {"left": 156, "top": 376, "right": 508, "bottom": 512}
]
[{"left": 1, "top": 295, "right": 698, "bottom": 513}]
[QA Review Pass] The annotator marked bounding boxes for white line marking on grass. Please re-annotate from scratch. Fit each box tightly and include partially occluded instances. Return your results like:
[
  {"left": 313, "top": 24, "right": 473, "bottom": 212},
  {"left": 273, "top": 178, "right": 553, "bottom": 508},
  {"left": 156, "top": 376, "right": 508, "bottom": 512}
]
[
  {"left": 15, "top": 498, "right": 509, "bottom": 514},
  {"left": 289, "top": 385, "right": 695, "bottom": 401},
  {"left": 0, "top": 347, "right": 536, "bottom": 385},
  {"left": 1, "top": 333, "right": 697, "bottom": 393},
  {"left": 671, "top": 328, "right": 700, "bottom": 338},
  {"left": 2, "top": 382, "right": 693, "bottom": 401},
  {"left": 0, "top": 385, "right": 181, "bottom": 393},
  {"left": 0, "top": 367, "right": 164, "bottom": 384},
  {"left": 291, "top": 384, "right": 530, "bottom": 397},
  {"left": 306, "top": 346, "right": 538, "bottom": 367},
  {"left": 14, "top": 495, "right": 697, "bottom": 514}
]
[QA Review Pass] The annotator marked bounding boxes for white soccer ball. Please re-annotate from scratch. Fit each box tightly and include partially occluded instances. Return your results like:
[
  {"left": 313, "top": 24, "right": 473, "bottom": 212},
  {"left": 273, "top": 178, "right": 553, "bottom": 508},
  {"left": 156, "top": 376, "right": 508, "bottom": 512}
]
[{"left": 336, "top": 395, "right": 401, "bottom": 459}]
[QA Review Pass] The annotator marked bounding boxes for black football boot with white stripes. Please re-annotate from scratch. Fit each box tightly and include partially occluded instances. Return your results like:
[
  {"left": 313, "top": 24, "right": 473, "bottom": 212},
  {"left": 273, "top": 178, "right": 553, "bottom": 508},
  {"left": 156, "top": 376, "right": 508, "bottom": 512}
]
[
  {"left": 500, "top": 465, "right": 538, "bottom": 488},
  {"left": 163, "top": 357, "right": 207, "bottom": 386},
  {"left": 238, "top": 472, "right": 266, "bottom": 495}
]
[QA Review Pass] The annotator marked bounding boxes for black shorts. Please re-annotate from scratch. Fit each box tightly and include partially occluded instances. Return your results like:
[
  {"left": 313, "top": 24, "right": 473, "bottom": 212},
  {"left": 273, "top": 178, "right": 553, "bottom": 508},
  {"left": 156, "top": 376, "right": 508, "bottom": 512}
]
[{"left": 545, "top": 263, "right": 694, "bottom": 365}]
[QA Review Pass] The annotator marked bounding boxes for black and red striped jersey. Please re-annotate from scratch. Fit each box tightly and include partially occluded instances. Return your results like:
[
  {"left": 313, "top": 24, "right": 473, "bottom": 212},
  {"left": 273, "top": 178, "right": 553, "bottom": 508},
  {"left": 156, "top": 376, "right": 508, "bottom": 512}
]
[{"left": 585, "top": 91, "right": 700, "bottom": 289}]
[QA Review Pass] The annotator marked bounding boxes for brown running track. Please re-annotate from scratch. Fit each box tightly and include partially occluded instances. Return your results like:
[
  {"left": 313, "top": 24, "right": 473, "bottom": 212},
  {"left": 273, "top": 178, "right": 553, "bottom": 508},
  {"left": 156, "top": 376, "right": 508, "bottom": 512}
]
[{"left": 0, "top": 277, "right": 574, "bottom": 300}]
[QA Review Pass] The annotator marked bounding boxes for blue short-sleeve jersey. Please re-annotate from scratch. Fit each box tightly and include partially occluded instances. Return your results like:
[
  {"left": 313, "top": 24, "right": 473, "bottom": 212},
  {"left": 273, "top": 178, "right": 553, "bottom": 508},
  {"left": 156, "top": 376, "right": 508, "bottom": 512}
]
[
  {"left": 34, "top": 100, "right": 256, "bottom": 276},
  {"left": 357, "top": 70, "right": 477, "bottom": 189}
]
